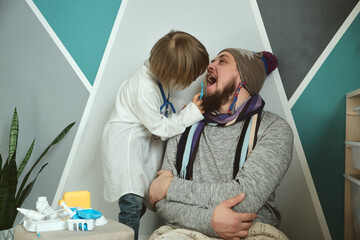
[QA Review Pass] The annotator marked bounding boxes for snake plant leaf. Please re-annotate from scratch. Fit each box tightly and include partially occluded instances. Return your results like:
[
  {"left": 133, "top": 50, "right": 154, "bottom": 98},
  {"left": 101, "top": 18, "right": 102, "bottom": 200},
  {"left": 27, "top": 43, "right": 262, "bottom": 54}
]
[
  {"left": 0, "top": 108, "right": 75, "bottom": 230},
  {"left": 9, "top": 108, "right": 18, "bottom": 163},
  {"left": 0, "top": 158, "right": 8, "bottom": 184},
  {"left": 0, "top": 155, "right": 17, "bottom": 230},
  {"left": 0, "top": 183, "right": 12, "bottom": 229},
  {"left": 0, "top": 154, "right": 3, "bottom": 178},
  {"left": 17, "top": 139, "right": 35, "bottom": 178},
  {"left": 15, "top": 122, "right": 75, "bottom": 201},
  {"left": 0, "top": 160, "right": 10, "bottom": 180},
  {"left": 0, "top": 154, "right": 15, "bottom": 185},
  {"left": 12, "top": 163, "right": 48, "bottom": 226},
  {"left": 0, "top": 157, "right": 10, "bottom": 182}
]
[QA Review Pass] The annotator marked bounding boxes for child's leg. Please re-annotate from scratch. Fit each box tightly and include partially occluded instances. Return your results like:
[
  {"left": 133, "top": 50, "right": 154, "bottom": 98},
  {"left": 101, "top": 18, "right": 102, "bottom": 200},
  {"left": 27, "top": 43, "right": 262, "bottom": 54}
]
[{"left": 118, "top": 193, "right": 146, "bottom": 240}]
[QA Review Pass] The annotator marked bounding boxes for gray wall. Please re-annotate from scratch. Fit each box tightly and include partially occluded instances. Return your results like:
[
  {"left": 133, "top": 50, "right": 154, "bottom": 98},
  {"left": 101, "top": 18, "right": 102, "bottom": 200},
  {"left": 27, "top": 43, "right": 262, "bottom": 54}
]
[
  {"left": 258, "top": 0, "right": 359, "bottom": 99},
  {"left": 0, "top": 0, "right": 89, "bottom": 224}
]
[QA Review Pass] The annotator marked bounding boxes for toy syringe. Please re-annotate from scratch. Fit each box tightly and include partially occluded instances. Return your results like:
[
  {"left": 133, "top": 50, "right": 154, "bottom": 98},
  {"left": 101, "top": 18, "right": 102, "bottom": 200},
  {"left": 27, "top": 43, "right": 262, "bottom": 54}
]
[{"left": 58, "top": 199, "right": 79, "bottom": 219}]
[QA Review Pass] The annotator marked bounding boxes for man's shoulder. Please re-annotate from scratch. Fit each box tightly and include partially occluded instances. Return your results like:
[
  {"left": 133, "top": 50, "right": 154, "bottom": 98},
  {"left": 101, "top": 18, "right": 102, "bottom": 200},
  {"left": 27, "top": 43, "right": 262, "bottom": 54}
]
[
  {"left": 261, "top": 111, "right": 287, "bottom": 124},
  {"left": 260, "top": 111, "right": 293, "bottom": 137}
]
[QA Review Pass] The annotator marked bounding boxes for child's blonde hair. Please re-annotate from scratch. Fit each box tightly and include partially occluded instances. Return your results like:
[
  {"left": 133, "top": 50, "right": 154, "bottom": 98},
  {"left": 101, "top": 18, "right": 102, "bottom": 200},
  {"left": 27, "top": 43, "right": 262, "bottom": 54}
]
[{"left": 149, "top": 30, "right": 209, "bottom": 89}]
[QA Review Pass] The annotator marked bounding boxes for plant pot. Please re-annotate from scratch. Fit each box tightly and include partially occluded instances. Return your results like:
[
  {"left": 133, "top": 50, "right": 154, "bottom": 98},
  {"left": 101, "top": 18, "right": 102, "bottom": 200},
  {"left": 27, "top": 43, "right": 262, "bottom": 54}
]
[{"left": 0, "top": 227, "right": 15, "bottom": 240}]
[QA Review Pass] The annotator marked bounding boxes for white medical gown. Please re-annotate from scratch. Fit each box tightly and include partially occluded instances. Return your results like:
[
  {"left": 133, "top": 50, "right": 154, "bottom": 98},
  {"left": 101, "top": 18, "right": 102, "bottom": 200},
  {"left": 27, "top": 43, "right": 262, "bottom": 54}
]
[{"left": 101, "top": 64, "right": 203, "bottom": 206}]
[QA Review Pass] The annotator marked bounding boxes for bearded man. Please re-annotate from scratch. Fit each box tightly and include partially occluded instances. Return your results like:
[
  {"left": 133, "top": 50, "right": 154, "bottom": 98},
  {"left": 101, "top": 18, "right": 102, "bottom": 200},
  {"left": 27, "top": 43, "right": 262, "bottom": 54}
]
[{"left": 149, "top": 48, "right": 294, "bottom": 240}]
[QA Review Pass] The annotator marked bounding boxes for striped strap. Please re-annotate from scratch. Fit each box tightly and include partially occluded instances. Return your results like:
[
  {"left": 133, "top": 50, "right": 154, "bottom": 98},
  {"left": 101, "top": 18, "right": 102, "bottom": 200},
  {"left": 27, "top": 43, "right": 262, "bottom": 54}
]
[
  {"left": 247, "top": 113, "right": 258, "bottom": 158},
  {"left": 239, "top": 117, "right": 253, "bottom": 168},
  {"left": 180, "top": 123, "right": 199, "bottom": 178}
]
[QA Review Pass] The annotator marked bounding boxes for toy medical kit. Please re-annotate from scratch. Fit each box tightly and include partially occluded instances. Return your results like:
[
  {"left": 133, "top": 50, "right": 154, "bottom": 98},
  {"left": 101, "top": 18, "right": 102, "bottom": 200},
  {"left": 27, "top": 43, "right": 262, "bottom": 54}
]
[
  {"left": 62, "top": 190, "right": 91, "bottom": 209},
  {"left": 76, "top": 208, "right": 102, "bottom": 219},
  {"left": 36, "top": 196, "right": 58, "bottom": 220},
  {"left": 17, "top": 192, "right": 107, "bottom": 234},
  {"left": 58, "top": 199, "right": 79, "bottom": 219},
  {"left": 67, "top": 218, "right": 95, "bottom": 231},
  {"left": 58, "top": 191, "right": 107, "bottom": 231},
  {"left": 17, "top": 208, "right": 46, "bottom": 221}
]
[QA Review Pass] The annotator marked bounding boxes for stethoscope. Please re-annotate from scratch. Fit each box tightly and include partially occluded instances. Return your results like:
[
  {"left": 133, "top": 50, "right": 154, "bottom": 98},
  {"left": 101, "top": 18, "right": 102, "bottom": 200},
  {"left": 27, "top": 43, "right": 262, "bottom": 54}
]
[{"left": 157, "top": 80, "right": 176, "bottom": 118}]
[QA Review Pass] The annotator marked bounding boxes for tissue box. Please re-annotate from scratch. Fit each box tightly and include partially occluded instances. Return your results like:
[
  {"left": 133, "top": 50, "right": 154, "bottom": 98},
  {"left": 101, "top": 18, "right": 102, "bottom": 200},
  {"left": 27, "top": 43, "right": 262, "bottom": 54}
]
[
  {"left": 344, "top": 174, "right": 360, "bottom": 239},
  {"left": 345, "top": 141, "right": 360, "bottom": 170}
]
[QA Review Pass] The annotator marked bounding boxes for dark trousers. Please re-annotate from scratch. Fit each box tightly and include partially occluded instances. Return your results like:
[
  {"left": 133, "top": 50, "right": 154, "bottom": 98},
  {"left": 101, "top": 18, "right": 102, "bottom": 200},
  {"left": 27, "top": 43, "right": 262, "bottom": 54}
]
[{"left": 118, "top": 193, "right": 146, "bottom": 240}]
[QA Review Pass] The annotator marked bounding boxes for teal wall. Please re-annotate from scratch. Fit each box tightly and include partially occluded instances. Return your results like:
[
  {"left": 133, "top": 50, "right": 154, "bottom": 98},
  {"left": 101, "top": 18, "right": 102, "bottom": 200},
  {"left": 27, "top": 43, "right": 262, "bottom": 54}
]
[
  {"left": 292, "top": 13, "right": 360, "bottom": 240},
  {"left": 33, "top": 0, "right": 122, "bottom": 85}
]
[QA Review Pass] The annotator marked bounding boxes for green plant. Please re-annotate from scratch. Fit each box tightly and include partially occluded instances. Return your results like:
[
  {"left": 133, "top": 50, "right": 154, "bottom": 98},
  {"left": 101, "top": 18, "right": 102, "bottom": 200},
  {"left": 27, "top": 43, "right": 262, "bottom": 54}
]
[{"left": 0, "top": 108, "right": 75, "bottom": 230}]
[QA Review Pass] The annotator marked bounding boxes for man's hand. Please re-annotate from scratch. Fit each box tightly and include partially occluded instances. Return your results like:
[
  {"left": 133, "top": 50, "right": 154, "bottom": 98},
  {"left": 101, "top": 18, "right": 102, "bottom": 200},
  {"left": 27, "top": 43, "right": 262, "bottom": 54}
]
[
  {"left": 149, "top": 169, "right": 173, "bottom": 207},
  {"left": 211, "top": 193, "right": 257, "bottom": 240}
]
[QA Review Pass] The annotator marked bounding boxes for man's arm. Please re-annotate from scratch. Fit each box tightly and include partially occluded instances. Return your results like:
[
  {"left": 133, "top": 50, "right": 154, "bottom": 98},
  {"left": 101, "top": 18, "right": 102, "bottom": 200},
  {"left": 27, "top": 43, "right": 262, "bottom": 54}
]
[
  {"left": 156, "top": 193, "right": 257, "bottom": 239},
  {"left": 211, "top": 194, "right": 257, "bottom": 239}
]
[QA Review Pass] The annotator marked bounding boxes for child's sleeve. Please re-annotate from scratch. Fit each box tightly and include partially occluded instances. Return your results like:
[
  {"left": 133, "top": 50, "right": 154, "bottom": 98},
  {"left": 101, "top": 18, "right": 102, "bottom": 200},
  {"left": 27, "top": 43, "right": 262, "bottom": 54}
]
[{"left": 133, "top": 86, "right": 203, "bottom": 140}]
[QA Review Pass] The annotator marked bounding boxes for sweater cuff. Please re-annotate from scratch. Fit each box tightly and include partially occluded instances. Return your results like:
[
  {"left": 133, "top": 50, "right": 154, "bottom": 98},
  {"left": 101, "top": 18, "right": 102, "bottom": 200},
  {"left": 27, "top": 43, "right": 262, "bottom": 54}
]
[
  {"left": 200, "top": 207, "right": 218, "bottom": 237},
  {"left": 167, "top": 177, "right": 182, "bottom": 201},
  {"left": 180, "top": 102, "right": 204, "bottom": 127},
  {"left": 208, "top": 207, "right": 219, "bottom": 237}
]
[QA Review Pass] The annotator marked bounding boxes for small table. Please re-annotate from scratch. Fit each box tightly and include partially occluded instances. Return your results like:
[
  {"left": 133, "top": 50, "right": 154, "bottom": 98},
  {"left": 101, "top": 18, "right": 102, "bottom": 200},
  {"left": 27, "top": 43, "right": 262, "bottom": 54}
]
[{"left": 14, "top": 219, "right": 134, "bottom": 240}]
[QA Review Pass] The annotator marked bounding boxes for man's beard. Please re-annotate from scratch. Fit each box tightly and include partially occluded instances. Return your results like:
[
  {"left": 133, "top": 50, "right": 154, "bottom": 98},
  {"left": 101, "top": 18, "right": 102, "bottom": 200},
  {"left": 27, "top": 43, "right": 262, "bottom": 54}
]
[{"left": 202, "top": 79, "right": 236, "bottom": 113}]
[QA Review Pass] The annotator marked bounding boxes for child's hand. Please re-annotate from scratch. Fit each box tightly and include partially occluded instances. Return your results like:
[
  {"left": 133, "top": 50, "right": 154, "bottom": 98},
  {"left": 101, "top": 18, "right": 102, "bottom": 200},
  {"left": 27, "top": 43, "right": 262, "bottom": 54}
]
[{"left": 192, "top": 93, "right": 204, "bottom": 114}]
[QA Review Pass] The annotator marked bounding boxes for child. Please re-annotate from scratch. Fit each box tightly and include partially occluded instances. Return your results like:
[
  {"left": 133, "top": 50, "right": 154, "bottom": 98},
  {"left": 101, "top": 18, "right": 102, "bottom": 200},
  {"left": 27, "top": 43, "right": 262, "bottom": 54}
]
[{"left": 101, "top": 30, "right": 209, "bottom": 240}]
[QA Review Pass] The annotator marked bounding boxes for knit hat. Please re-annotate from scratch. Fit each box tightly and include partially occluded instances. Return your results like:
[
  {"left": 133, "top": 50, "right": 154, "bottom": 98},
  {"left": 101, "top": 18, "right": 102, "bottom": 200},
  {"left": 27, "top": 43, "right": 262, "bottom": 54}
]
[{"left": 219, "top": 48, "right": 278, "bottom": 96}]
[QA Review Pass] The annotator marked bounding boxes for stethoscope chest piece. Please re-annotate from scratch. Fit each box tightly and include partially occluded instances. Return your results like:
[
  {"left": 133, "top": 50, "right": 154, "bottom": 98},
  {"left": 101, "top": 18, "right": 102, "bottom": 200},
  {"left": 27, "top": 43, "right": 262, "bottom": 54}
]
[{"left": 157, "top": 81, "right": 176, "bottom": 118}]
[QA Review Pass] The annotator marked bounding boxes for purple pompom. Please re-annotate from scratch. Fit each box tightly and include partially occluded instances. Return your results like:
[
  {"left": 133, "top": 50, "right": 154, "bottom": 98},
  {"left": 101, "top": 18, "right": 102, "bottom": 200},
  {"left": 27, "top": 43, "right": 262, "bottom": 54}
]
[{"left": 262, "top": 51, "right": 278, "bottom": 75}]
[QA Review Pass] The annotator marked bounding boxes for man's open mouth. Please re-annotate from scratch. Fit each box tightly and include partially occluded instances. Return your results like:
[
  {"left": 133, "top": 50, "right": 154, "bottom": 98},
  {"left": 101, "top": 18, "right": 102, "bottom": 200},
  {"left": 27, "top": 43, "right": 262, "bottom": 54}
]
[{"left": 206, "top": 75, "right": 216, "bottom": 87}]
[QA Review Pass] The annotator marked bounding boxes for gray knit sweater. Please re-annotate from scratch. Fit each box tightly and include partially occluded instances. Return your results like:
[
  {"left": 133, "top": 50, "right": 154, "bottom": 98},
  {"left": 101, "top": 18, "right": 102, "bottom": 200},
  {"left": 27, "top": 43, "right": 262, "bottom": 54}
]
[{"left": 156, "top": 111, "right": 294, "bottom": 237}]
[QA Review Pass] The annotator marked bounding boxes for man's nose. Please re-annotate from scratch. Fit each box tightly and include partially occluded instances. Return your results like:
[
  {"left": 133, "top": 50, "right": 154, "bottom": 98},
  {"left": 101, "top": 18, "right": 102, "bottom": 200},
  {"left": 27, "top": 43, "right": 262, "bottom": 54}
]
[{"left": 207, "top": 62, "right": 215, "bottom": 71}]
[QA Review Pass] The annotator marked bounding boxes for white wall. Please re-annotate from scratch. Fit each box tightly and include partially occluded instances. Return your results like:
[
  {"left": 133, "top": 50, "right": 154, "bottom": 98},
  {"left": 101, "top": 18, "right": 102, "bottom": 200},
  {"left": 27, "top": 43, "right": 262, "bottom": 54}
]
[{"left": 53, "top": 0, "right": 325, "bottom": 239}]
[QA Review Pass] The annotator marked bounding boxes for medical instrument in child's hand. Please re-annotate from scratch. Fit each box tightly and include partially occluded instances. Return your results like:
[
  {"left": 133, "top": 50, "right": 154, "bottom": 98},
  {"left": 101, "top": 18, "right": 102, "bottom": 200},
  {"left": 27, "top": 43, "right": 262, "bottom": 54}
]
[{"left": 200, "top": 81, "right": 204, "bottom": 100}]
